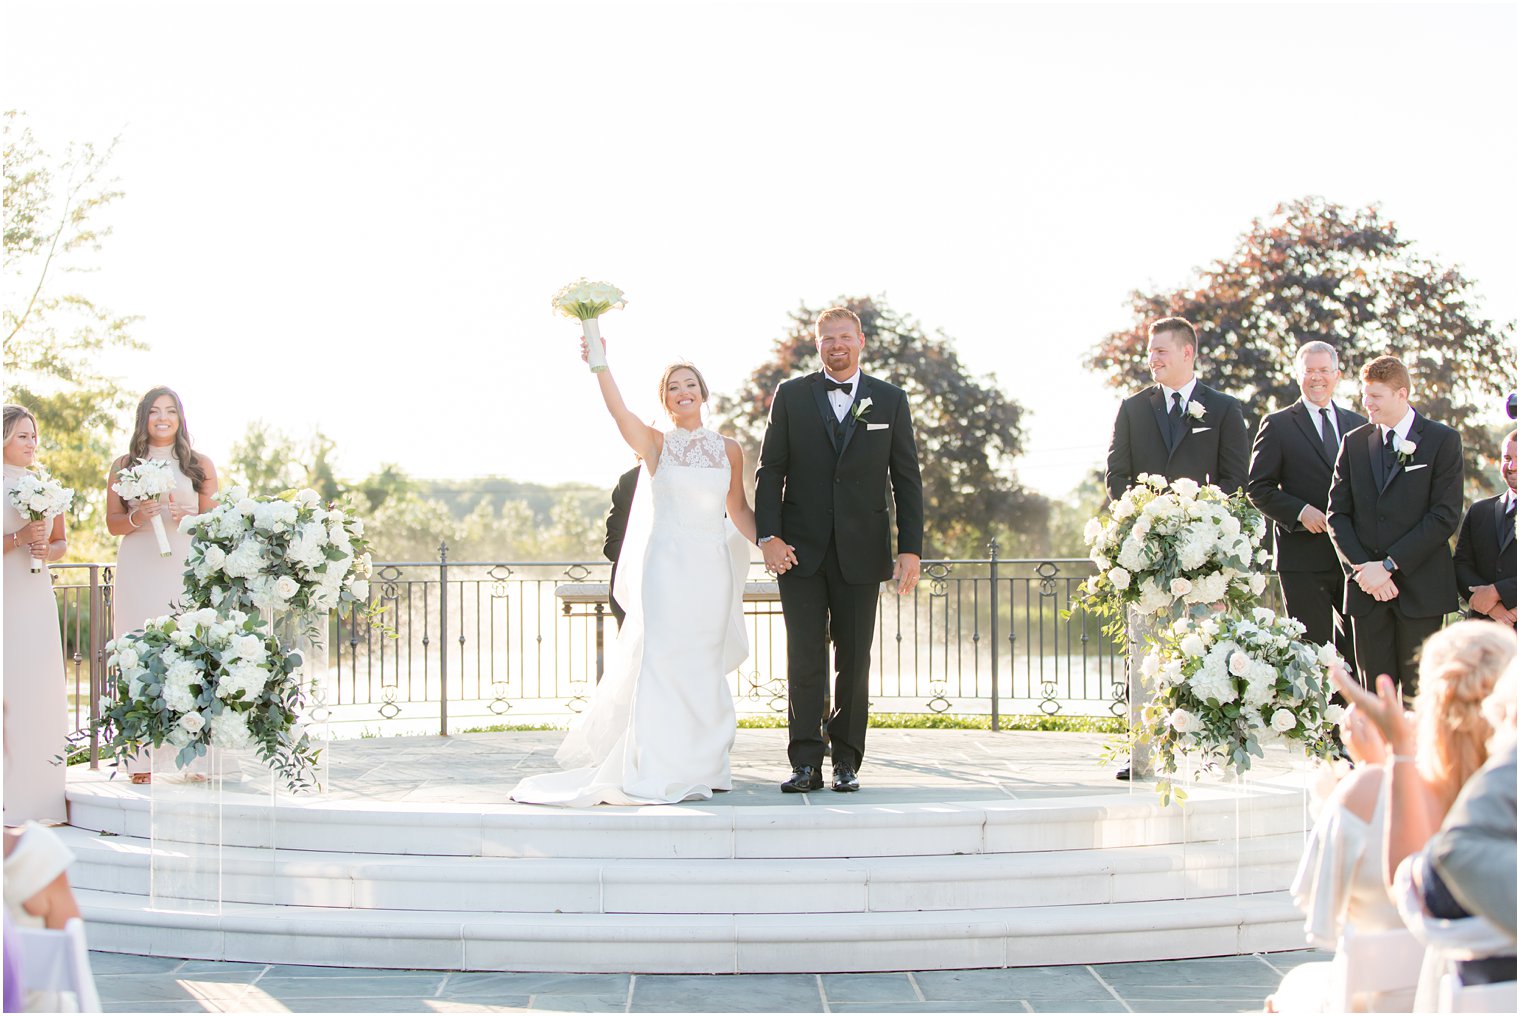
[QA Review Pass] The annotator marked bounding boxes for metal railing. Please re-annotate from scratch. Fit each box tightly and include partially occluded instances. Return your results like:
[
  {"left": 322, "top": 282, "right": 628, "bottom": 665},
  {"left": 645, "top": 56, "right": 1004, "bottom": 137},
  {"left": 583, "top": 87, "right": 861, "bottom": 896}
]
[{"left": 54, "top": 545, "right": 1214, "bottom": 762}]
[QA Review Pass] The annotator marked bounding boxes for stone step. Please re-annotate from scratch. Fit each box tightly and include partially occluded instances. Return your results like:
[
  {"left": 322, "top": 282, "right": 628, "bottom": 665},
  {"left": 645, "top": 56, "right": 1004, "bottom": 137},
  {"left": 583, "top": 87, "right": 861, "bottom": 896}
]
[
  {"left": 65, "top": 783, "right": 1309, "bottom": 859},
  {"left": 60, "top": 826, "right": 1304, "bottom": 914},
  {"left": 76, "top": 886, "right": 1306, "bottom": 973}
]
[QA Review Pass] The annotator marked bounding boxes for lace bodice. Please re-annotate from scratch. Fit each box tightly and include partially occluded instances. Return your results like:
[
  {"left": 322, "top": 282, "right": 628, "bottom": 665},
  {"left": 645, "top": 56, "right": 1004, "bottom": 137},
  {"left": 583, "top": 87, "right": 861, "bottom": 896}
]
[{"left": 659, "top": 427, "right": 728, "bottom": 470}]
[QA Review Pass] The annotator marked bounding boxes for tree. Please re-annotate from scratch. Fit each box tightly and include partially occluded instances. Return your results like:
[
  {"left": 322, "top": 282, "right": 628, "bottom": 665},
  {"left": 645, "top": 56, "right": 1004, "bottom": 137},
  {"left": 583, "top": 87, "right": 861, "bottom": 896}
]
[
  {"left": 1085, "top": 197, "right": 1514, "bottom": 488},
  {"left": 227, "top": 421, "right": 300, "bottom": 495},
  {"left": 3, "top": 111, "right": 142, "bottom": 551},
  {"left": 717, "top": 295, "right": 1047, "bottom": 559}
]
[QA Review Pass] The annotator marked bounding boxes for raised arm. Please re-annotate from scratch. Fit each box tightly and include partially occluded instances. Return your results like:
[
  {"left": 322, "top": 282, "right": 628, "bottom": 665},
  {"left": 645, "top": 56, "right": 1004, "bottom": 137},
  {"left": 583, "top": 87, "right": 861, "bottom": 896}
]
[
  {"left": 724, "top": 438, "right": 757, "bottom": 544},
  {"left": 584, "top": 339, "right": 661, "bottom": 466}
]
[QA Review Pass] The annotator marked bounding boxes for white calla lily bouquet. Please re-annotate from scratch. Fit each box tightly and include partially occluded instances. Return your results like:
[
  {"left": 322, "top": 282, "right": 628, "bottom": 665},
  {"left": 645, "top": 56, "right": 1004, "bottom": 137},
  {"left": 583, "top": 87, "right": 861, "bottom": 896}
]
[
  {"left": 1134, "top": 607, "right": 1342, "bottom": 803},
  {"left": 552, "top": 278, "right": 627, "bottom": 373},
  {"left": 113, "top": 457, "right": 179, "bottom": 557},
  {"left": 6, "top": 467, "right": 73, "bottom": 572},
  {"left": 96, "top": 608, "right": 321, "bottom": 790},
  {"left": 1074, "top": 475, "right": 1268, "bottom": 638},
  {"left": 180, "top": 487, "right": 374, "bottom": 618}
]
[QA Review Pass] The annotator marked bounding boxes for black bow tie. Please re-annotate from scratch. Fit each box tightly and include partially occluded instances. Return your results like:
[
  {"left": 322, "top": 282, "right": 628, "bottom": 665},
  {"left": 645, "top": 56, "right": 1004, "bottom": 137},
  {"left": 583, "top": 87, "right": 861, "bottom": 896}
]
[{"left": 824, "top": 377, "right": 853, "bottom": 394}]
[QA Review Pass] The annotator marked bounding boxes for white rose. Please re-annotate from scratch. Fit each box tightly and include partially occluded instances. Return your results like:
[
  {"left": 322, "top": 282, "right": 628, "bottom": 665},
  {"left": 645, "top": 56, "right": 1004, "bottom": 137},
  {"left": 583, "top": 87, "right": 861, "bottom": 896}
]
[
  {"left": 1271, "top": 708, "right": 1298, "bottom": 733},
  {"left": 1256, "top": 549, "right": 1270, "bottom": 565},
  {"left": 1397, "top": 438, "right": 1416, "bottom": 457},
  {"left": 350, "top": 578, "right": 370, "bottom": 600},
  {"left": 1083, "top": 518, "right": 1104, "bottom": 543},
  {"left": 1168, "top": 708, "right": 1201, "bottom": 734},
  {"left": 1107, "top": 567, "right": 1132, "bottom": 591},
  {"left": 178, "top": 711, "right": 206, "bottom": 734},
  {"left": 1170, "top": 477, "right": 1200, "bottom": 498},
  {"left": 1229, "top": 651, "right": 1252, "bottom": 677},
  {"left": 1141, "top": 651, "right": 1161, "bottom": 679},
  {"left": 1317, "top": 643, "right": 1339, "bottom": 667},
  {"left": 171, "top": 630, "right": 194, "bottom": 648},
  {"left": 295, "top": 488, "right": 321, "bottom": 508},
  {"left": 1169, "top": 577, "right": 1192, "bottom": 597},
  {"left": 1324, "top": 704, "right": 1347, "bottom": 726},
  {"left": 274, "top": 575, "right": 300, "bottom": 601},
  {"left": 1220, "top": 515, "right": 1241, "bottom": 538},
  {"left": 236, "top": 497, "right": 259, "bottom": 517},
  {"left": 1251, "top": 607, "right": 1275, "bottom": 626},
  {"left": 1249, "top": 573, "right": 1268, "bottom": 596},
  {"left": 1112, "top": 498, "right": 1136, "bottom": 521},
  {"left": 1179, "top": 634, "right": 1207, "bottom": 658},
  {"left": 119, "top": 648, "right": 140, "bottom": 670},
  {"left": 202, "top": 545, "right": 227, "bottom": 570}
]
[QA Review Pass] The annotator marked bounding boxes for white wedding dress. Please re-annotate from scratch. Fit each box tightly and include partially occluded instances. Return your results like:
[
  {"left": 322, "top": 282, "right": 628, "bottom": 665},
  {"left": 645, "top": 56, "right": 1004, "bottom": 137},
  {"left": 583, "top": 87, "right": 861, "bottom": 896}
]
[{"left": 511, "top": 426, "right": 750, "bottom": 806}]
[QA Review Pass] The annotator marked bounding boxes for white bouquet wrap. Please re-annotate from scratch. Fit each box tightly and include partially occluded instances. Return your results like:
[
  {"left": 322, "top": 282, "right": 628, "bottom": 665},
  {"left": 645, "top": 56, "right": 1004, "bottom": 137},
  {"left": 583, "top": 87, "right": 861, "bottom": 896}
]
[
  {"left": 6, "top": 467, "right": 73, "bottom": 573},
  {"left": 552, "top": 278, "right": 627, "bottom": 373},
  {"left": 113, "top": 458, "right": 179, "bottom": 557}
]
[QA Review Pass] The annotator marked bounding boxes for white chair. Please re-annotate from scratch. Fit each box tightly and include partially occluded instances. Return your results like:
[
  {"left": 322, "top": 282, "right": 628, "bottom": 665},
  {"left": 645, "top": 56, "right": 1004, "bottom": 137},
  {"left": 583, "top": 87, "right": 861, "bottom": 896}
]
[
  {"left": 12, "top": 917, "right": 102, "bottom": 1013},
  {"left": 1439, "top": 973, "right": 1518, "bottom": 1013},
  {"left": 1330, "top": 925, "right": 1425, "bottom": 1012}
]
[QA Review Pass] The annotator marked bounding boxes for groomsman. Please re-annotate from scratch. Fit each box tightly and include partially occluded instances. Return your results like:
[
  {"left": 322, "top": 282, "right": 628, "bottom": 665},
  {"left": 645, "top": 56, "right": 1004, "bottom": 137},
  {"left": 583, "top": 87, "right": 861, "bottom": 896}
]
[
  {"left": 1328, "top": 356, "right": 1463, "bottom": 695},
  {"left": 1104, "top": 317, "right": 1249, "bottom": 501},
  {"left": 1104, "top": 317, "right": 1249, "bottom": 780},
  {"left": 1247, "top": 341, "right": 1365, "bottom": 668},
  {"left": 603, "top": 464, "right": 640, "bottom": 627},
  {"left": 1453, "top": 430, "right": 1517, "bottom": 628}
]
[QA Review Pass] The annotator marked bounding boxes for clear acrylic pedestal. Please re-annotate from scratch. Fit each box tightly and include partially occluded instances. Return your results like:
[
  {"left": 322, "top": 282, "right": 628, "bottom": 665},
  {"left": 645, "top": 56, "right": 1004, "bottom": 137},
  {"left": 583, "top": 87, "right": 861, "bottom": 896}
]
[{"left": 149, "top": 747, "right": 276, "bottom": 914}]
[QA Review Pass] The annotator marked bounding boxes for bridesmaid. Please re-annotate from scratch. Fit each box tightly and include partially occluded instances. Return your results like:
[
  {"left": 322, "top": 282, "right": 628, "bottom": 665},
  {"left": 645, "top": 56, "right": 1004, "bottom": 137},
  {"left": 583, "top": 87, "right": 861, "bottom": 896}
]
[
  {"left": 3, "top": 405, "right": 69, "bottom": 824},
  {"left": 105, "top": 388, "right": 218, "bottom": 783}
]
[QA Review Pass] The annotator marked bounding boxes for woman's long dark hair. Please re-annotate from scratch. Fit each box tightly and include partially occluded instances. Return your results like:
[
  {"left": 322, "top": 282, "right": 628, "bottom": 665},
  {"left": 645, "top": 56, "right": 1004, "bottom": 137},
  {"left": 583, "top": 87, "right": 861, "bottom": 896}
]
[{"left": 126, "top": 386, "right": 208, "bottom": 493}]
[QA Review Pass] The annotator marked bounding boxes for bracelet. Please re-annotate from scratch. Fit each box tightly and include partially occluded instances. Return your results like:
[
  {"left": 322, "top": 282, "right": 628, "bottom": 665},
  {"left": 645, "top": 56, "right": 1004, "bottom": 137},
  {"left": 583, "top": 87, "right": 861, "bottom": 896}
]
[
  {"left": 128, "top": 509, "right": 141, "bottom": 529},
  {"left": 1391, "top": 755, "right": 1418, "bottom": 763}
]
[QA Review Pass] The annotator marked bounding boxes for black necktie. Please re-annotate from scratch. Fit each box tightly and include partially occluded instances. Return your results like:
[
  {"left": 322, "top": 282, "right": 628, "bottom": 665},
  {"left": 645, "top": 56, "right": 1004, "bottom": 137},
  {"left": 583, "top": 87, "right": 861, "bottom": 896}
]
[
  {"left": 1501, "top": 495, "right": 1515, "bottom": 546},
  {"left": 824, "top": 378, "right": 852, "bottom": 394},
  {"left": 1319, "top": 408, "right": 1338, "bottom": 460},
  {"left": 1169, "top": 392, "right": 1184, "bottom": 444},
  {"left": 1383, "top": 428, "right": 1397, "bottom": 472}
]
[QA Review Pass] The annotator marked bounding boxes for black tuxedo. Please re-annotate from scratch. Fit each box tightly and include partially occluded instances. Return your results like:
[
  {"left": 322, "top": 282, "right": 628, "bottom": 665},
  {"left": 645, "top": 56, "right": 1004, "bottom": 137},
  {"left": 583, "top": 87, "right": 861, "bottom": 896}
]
[
  {"left": 1453, "top": 491, "right": 1517, "bottom": 626},
  {"left": 603, "top": 466, "right": 640, "bottom": 627},
  {"left": 1327, "top": 412, "right": 1464, "bottom": 693},
  {"left": 756, "top": 370, "right": 924, "bottom": 771},
  {"left": 1105, "top": 380, "right": 1250, "bottom": 502},
  {"left": 1247, "top": 400, "right": 1366, "bottom": 664}
]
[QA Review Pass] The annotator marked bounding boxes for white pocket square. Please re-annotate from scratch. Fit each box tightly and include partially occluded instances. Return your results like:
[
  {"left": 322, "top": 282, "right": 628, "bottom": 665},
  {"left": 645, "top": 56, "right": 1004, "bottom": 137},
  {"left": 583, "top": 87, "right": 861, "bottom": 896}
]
[
  {"left": 866, "top": 423, "right": 889, "bottom": 431},
  {"left": 1403, "top": 463, "right": 1428, "bottom": 472},
  {"left": 1190, "top": 426, "right": 1212, "bottom": 435}
]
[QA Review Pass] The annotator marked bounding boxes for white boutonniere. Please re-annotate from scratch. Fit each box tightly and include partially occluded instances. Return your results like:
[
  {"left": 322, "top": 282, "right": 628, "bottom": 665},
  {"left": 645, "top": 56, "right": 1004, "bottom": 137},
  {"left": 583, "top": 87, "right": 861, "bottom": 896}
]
[
  {"left": 852, "top": 397, "right": 873, "bottom": 422},
  {"left": 1396, "top": 438, "right": 1417, "bottom": 465},
  {"left": 1185, "top": 402, "right": 1206, "bottom": 422}
]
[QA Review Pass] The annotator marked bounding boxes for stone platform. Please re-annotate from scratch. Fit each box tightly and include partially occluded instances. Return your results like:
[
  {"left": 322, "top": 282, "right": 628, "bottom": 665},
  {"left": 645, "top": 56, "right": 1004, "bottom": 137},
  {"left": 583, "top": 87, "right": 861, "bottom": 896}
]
[{"left": 63, "top": 729, "right": 1316, "bottom": 974}]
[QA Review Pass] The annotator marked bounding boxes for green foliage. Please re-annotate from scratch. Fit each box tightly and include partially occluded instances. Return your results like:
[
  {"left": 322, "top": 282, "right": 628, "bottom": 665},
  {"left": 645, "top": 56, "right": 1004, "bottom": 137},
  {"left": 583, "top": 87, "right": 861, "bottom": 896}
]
[
  {"left": 3, "top": 111, "right": 144, "bottom": 556},
  {"left": 715, "top": 294, "right": 1048, "bottom": 559},
  {"left": 1085, "top": 196, "right": 1514, "bottom": 490}
]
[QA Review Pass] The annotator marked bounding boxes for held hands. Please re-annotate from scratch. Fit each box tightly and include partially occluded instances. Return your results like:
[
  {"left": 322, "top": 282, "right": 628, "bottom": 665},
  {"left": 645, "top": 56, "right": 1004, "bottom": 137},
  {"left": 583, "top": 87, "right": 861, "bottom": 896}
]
[
  {"left": 894, "top": 552, "right": 921, "bottom": 595},
  {"left": 761, "top": 538, "right": 798, "bottom": 575},
  {"left": 1468, "top": 584, "right": 1501, "bottom": 615},
  {"left": 1298, "top": 505, "right": 1329, "bottom": 534},
  {"left": 1327, "top": 662, "right": 1416, "bottom": 757}
]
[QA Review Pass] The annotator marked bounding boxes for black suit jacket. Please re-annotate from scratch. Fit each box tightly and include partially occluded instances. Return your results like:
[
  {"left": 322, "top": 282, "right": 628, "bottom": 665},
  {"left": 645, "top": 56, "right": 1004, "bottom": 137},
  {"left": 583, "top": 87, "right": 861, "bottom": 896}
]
[
  {"left": 603, "top": 465, "right": 640, "bottom": 623},
  {"left": 1453, "top": 492, "right": 1517, "bottom": 614},
  {"left": 1248, "top": 401, "right": 1367, "bottom": 572},
  {"left": 1327, "top": 413, "right": 1464, "bottom": 619},
  {"left": 1104, "top": 380, "right": 1249, "bottom": 502},
  {"left": 755, "top": 371, "right": 924, "bottom": 585}
]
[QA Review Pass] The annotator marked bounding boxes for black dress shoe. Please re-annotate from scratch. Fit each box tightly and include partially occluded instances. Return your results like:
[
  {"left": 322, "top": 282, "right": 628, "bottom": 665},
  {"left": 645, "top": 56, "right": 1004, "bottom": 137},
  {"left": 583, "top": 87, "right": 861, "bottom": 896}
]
[
  {"left": 781, "top": 766, "right": 823, "bottom": 793},
  {"left": 1114, "top": 766, "right": 1132, "bottom": 781},
  {"left": 832, "top": 765, "right": 860, "bottom": 792}
]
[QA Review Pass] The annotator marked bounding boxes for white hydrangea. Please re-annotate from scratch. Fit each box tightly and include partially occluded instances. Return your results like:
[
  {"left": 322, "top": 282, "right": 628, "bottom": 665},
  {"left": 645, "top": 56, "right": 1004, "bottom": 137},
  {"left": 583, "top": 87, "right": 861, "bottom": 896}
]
[
  {"left": 1189, "top": 663, "right": 1235, "bottom": 705},
  {"left": 1179, "top": 633, "right": 1208, "bottom": 658},
  {"left": 217, "top": 661, "right": 270, "bottom": 701},
  {"left": 1117, "top": 537, "right": 1147, "bottom": 573},
  {"left": 1137, "top": 578, "right": 1172, "bottom": 615},
  {"left": 224, "top": 539, "right": 266, "bottom": 579},
  {"left": 211, "top": 709, "right": 254, "bottom": 749},
  {"left": 253, "top": 500, "right": 298, "bottom": 532}
]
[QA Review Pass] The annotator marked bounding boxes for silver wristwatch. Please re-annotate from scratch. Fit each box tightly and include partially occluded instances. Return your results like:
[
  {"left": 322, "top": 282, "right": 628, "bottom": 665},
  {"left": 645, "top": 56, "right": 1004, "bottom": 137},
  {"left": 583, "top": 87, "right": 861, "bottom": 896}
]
[{"left": 757, "top": 536, "right": 777, "bottom": 545}]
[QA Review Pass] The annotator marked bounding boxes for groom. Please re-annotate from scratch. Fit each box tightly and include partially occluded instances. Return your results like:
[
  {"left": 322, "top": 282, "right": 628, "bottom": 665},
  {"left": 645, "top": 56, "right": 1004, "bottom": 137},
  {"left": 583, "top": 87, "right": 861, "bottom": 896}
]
[{"left": 755, "top": 307, "right": 924, "bottom": 793}]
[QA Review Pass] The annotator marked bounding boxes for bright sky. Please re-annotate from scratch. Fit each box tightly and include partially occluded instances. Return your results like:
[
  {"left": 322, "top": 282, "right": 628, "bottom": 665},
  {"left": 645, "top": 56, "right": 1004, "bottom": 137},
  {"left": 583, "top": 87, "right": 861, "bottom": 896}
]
[{"left": 5, "top": 0, "right": 1517, "bottom": 498}]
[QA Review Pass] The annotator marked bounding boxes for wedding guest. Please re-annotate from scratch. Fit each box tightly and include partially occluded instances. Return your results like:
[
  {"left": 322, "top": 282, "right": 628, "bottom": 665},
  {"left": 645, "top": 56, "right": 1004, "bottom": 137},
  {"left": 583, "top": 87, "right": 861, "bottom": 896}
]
[
  {"left": 105, "top": 386, "right": 219, "bottom": 637},
  {"left": 1327, "top": 356, "right": 1463, "bottom": 695},
  {"left": 1452, "top": 429, "right": 1516, "bottom": 627},
  {"left": 3, "top": 821, "right": 88, "bottom": 1012},
  {"left": 603, "top": 463, "right": 640, "bottom": 628},
  {"left": 1248, "top": 341, "right": 1365, "bottom": 671},
  {"left": 1103, "top": 317, "right": 1249, "bottom": 779},
  {"left": 2, "top": 406, "right": 69, "bottom": 826}
]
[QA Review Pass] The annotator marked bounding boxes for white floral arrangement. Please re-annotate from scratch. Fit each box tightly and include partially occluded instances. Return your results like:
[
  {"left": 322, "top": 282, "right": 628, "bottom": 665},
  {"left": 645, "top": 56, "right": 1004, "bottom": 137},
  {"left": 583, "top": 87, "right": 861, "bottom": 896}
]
[
  {"left": 6, "top": 466, "right": 73, "bottom": 573},
  {"left": 179, "top": 487, "right": 373, "bottom": 618},
  {"left": 1134, "top": 607, "right": 1342, "bottom": 802},
  {"left": 1074, "top": 474, "right": 1268, "bottom": 630},
  {"left": 552, "top": 277, "right": 627, "bottom": 373},
  {"left": 112, "top": 457, "right": 179, "bottom": 557},
  {"left": 95, "top": 608, "right": 320, "bottom": 790}
]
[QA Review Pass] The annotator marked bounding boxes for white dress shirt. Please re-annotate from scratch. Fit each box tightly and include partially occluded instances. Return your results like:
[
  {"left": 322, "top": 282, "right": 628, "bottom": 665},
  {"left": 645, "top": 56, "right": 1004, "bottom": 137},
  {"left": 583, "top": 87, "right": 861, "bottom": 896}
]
[
  {"left": 1160, "top": 377, "right": 1198, "bottom": 412},
  {"left": 1379, "top": 407, "right": 1417, "bottom": 447},
  {"left": 825, "top": 368, "right": 861, "bottom": 422},
  {"left": 1301, "top": 396, "right": 1343, "bottom": 446}
]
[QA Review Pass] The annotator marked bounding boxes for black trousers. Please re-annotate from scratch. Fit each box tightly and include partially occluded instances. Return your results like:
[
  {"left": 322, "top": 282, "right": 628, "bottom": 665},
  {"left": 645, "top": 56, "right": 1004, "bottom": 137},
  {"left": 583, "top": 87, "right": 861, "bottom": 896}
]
[
  {"left": 778, "top": 538, "right": 879, "bottom": 771},
  {"left": 1278, "top": 569, "right": 1357, "bottom": 677},
  {"left": 1351, "top": 603, "right": 1442, "bottom": 697}
]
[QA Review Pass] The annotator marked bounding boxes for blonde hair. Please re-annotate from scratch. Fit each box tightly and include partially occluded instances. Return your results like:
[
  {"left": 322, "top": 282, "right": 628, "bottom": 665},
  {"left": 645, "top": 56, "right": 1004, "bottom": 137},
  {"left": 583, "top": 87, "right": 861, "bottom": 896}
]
[
  {"left": 815, "top": 307, "right": 862, "bottom": 336},
  {"left": 657, "top": 363, "right": 709, "bottom": 419},
  {"left": 1415, "top": 621, "right": 1516, "bottom": 804},
  {"left": 3, "top": 404, "right": 37, "bottom": 445}
]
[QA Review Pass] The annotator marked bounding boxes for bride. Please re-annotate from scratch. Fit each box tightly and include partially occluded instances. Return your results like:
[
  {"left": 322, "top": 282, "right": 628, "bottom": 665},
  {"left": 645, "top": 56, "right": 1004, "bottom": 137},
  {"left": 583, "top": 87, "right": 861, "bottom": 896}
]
[{"left": 510, "top": 341, "right": 777, "bottom": 806}]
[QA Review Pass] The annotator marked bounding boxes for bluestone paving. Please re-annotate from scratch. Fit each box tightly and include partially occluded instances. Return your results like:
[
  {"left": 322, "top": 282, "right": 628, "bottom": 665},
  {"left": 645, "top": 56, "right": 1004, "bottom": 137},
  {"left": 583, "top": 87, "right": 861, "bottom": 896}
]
[
  {"left": 820, "top": 973, "right": 921, "bottom": 1003},
  {"left": 445, "top": 973, "right": 630, "bottom": 997},
  {"left": 913, "top": 966, "right": 1112, "bottom": 1002}
]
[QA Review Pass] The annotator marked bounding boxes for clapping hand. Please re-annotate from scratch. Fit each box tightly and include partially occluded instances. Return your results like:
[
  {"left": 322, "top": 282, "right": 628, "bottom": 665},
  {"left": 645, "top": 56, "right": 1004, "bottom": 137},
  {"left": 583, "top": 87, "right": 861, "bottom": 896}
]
[{"left": 1327, "top": 662, "right": 1415, "bottom": 756}]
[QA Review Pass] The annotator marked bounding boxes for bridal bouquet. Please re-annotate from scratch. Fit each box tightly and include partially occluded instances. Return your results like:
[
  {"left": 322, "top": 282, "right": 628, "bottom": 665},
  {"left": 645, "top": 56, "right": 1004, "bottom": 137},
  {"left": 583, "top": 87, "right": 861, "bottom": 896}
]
[
  {"left": 552, "top": 277, "right": 627, "bottom": 373},
  {"left": 1135, "top": 607, "right": 1342, "bottom": 802},
  {"left": 180, "top": 487, "right": 373, "bottom": 618},
  {"left": 1075, "top": 475, "right": 1268, "bottom": 631},
  {"left": 113, "top": 458, "right": 179, "bottom": 557},
  {"left": 6, "top": 467, "right": 73, "bottom": 573},
  {"left": 96, "top": 608, "right": 320, "bottom": 790}
]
